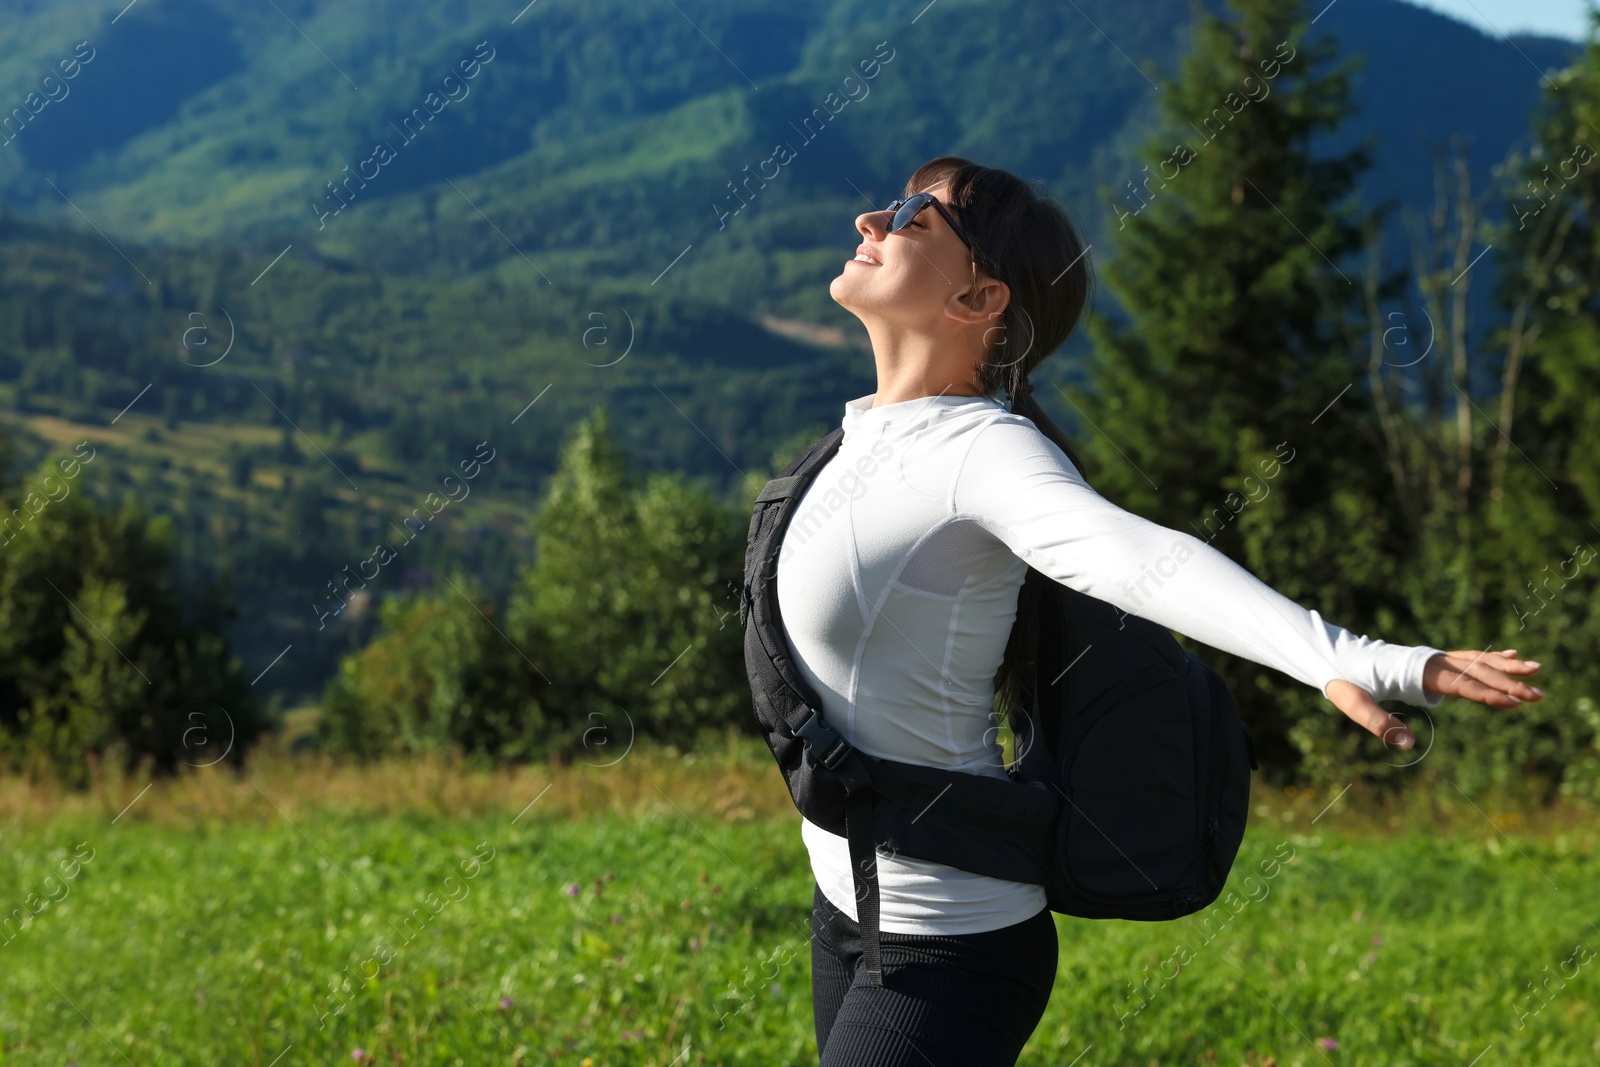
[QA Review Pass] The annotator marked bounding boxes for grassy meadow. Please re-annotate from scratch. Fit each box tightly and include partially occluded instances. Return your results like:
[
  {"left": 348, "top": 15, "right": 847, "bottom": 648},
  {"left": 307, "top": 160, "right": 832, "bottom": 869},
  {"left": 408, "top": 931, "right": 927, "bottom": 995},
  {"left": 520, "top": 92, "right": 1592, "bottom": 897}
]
[{"left": 0, "top": 734, "right": 1596, "bottom": 1066}]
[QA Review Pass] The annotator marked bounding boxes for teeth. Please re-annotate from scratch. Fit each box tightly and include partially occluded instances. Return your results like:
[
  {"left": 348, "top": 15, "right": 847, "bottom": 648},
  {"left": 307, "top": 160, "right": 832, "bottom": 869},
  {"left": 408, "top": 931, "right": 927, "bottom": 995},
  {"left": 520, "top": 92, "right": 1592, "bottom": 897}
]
[{"left": 853, "top": 253, "right": 877, "bottom": 263}]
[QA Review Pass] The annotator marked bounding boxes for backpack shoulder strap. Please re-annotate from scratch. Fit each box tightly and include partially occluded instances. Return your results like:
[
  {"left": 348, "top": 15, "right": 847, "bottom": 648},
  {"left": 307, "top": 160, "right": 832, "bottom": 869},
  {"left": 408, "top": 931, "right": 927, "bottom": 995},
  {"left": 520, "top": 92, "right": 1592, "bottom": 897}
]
[
  {"left": 741, "top": 428, "right": 895, "bottom": 982},
  {"left": 739, "top": 426, "right": 845, "bottom": 736},
  {"left": 743, "top": 428, "right": 846, "bottom": 554}
]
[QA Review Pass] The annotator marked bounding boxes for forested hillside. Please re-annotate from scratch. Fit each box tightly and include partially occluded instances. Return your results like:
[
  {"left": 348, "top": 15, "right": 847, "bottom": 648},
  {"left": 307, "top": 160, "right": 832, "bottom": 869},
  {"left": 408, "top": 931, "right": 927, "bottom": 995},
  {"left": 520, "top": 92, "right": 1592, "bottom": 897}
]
[{"left": 0, "top": 0, "right": 1584, "bottom": 720}]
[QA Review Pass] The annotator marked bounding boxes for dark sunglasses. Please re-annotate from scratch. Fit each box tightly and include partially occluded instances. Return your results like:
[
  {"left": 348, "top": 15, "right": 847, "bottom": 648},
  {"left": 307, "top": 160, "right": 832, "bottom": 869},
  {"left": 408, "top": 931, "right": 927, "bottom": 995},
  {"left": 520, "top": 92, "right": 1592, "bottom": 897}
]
[{"left": 884, "top": 191, "right": 978, "bottom": 253}]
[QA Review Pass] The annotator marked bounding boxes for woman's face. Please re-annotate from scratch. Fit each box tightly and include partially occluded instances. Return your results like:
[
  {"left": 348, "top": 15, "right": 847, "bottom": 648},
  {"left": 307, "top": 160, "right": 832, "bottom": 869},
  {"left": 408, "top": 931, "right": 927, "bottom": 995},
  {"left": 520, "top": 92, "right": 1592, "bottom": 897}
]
[{"left": 829, "top": 180, "right": 978, "bottom": 328}]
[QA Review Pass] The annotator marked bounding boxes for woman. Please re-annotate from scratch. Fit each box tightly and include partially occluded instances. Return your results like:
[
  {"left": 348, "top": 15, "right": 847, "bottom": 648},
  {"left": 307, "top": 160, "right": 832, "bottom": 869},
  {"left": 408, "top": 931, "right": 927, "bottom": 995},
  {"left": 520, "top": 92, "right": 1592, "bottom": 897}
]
[{"left": 774, "top": 156, "right": 1544, "bottom": 1065}]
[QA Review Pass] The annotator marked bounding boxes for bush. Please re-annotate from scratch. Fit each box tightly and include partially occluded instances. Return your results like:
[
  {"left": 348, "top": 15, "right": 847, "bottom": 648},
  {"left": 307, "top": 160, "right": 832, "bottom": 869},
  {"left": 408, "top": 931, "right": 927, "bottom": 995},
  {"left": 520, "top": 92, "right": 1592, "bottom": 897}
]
[{"left": 317, "top": 572, "right": 549, "bottom": 760}]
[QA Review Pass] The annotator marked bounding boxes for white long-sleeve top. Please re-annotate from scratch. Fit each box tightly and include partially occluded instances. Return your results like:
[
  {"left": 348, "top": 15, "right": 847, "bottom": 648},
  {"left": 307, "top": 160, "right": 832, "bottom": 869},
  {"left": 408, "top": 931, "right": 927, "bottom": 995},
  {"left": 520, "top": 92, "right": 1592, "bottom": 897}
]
[{"left": 775, "top": 390, "right": 1443, "bottom": 935}]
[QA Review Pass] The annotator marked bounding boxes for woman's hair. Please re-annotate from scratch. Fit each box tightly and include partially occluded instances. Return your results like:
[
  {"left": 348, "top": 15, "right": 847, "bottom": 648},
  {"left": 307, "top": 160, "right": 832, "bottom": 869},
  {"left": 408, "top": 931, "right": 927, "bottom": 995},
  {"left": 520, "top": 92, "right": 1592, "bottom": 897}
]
[
  {"left": 901, "top": 156, "right": 1097, "bottom": 744},
  {"left": 903, "top": 156, "right": 1095, "bottom": 472}
]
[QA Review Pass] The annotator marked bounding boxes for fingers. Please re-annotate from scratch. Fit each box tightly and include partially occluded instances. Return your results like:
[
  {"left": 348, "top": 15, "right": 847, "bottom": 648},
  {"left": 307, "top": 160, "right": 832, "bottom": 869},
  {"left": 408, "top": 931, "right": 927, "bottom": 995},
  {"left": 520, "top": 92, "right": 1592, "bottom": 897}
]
[
  {"left": 1484, "top": 649, "right": 1542, "bottom": 675},
  {"left": 1448, "top": 650, "right": 1544, "bottom": 702},
  {"left": 1446, "top": 674, "right": 1526, "bottom": 707},
  {"left": 1377, "top": 714, "right": 1415, "bottom": 749},
  {"left": 1370, "top": 709, "right": 1413, "bottom": 748},
  {"left": 1488, "top": 668, "right": 1543, "bottom": 700},
  {"left": 1327, "top": 680, "right": 1413, "bottom": 748}
]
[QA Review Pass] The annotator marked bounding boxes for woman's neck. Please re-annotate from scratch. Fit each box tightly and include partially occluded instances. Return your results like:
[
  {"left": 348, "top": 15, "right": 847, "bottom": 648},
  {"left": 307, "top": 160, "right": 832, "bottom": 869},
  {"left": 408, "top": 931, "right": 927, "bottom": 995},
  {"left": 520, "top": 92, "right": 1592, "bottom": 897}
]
[{"left": 863, "top": 319, "right": 985, "bottom": 408}]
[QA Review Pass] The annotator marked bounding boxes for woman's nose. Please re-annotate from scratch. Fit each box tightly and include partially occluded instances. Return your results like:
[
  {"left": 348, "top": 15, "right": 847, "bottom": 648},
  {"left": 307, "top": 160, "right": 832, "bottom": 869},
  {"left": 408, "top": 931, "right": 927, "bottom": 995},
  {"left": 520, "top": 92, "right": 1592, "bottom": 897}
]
[{"left": 856, "top": 210, "right": 889, "bottom": 238}]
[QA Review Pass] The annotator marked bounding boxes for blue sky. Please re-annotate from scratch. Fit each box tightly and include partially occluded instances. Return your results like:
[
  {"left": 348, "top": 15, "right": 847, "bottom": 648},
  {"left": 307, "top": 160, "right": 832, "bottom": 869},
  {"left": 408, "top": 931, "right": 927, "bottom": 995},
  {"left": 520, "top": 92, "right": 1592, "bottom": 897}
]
[{"left": 1399, "top": 0, "right": 1595, "bottom": 40}]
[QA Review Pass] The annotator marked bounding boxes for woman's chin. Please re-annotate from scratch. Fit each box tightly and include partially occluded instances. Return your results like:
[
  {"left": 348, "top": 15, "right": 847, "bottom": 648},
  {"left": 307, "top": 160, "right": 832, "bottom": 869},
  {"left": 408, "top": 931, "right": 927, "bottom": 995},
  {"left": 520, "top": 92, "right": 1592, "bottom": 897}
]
[
  {"left": 828, "top": 274, "right": 850, "bottom": 306},
  {"left": 828, "top": 272, "right": 868, "bottom": 309}
]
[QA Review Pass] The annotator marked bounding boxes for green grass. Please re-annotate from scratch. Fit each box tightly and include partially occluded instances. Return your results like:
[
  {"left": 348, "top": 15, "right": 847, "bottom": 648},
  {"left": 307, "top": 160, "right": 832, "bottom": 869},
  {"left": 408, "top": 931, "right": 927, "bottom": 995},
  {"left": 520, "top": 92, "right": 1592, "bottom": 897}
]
[{"left": 1, "top": 772, "right": 1597, "bottom": 1066}]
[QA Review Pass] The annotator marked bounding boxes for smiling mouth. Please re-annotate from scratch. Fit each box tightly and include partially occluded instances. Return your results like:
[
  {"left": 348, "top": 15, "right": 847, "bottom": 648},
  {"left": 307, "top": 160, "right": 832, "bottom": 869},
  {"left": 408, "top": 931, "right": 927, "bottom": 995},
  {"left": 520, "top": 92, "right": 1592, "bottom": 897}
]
[{"left": 850, "top": 249, "right": 881, "bottom": 266}]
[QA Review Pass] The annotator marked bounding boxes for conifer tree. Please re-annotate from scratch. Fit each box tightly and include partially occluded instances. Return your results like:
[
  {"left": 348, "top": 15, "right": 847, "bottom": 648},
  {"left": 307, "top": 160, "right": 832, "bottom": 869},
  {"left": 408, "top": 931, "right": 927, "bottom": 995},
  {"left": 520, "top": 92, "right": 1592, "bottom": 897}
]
[
  {"left": 0, "top": 435, "right": 261, "bottom": 783},
  {"left": 1067, "top": 0, "right": 1408, "bottom": 774},
  {"left": 1499, "top": 29, "right": 1600, "bottom": 521},
  {"left": 504, "top": 406, "right": 750, "bottom": 750},
  {"left": 1473, "top": 25, "right": 1600, "bottom": 801},
  {"left": 1076, "top": 0, "right": 1370, "bottom": 525}
]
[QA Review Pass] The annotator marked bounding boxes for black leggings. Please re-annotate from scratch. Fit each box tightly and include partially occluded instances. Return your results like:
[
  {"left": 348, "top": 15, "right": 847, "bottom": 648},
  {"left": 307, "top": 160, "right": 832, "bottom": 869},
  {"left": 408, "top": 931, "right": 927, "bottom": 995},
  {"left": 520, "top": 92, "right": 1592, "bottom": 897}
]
[{"left": 809, "top": 881, "right": 1058, "bottom": 1066}]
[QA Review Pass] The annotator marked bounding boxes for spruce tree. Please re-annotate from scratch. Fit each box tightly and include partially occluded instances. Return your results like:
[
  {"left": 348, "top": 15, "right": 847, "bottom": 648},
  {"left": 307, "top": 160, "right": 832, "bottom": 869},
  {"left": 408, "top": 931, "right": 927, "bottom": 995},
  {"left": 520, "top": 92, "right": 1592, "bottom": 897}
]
[
  {"left": 1076, "top": 0, "right": 1369, "bottom": 523},
  {"left": 504, "top": 406, "right": 751, "bottom": 751},
  {"left": 1067, "top": 0, "right": 1408, "bottom": 775}
]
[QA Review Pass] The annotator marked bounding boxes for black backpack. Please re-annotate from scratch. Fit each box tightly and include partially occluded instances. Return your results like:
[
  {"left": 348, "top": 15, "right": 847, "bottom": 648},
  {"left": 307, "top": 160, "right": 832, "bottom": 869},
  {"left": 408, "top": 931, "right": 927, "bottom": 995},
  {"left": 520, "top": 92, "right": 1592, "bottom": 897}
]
[{"left": 739, "top": 426, "right": 1258, "bottom": 987}]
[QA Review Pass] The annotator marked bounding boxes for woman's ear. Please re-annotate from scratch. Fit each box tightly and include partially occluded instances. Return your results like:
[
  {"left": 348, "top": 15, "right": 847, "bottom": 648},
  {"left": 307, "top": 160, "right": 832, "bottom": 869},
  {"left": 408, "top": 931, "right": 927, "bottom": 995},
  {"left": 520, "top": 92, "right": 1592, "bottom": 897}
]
[{"left": 945, "top": 276, "right": 1009, "bottom": 327}]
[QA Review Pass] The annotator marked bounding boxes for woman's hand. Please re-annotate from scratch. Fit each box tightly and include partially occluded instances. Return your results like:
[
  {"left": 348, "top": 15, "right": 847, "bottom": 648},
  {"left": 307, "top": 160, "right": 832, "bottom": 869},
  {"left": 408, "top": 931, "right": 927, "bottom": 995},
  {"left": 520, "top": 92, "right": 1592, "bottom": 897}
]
[{"left": 1324, "top": 648, "right": 1544, "bottom": 749}]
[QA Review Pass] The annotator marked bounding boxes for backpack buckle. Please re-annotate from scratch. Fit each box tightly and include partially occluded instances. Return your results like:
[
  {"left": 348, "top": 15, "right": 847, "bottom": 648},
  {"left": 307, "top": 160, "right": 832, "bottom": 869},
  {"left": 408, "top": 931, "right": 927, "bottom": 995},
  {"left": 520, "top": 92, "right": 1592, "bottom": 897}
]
[{"left": 795, "top": 707, "right": 852, "bottom": 770}]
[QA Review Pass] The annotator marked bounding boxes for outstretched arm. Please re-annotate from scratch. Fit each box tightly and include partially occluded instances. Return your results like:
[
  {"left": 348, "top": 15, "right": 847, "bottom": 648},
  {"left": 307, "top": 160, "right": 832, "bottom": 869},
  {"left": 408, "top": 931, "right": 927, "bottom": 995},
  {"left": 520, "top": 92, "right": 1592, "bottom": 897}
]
[{"left": 952, "top": 418, "right": 1544, "bottom": 747}]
